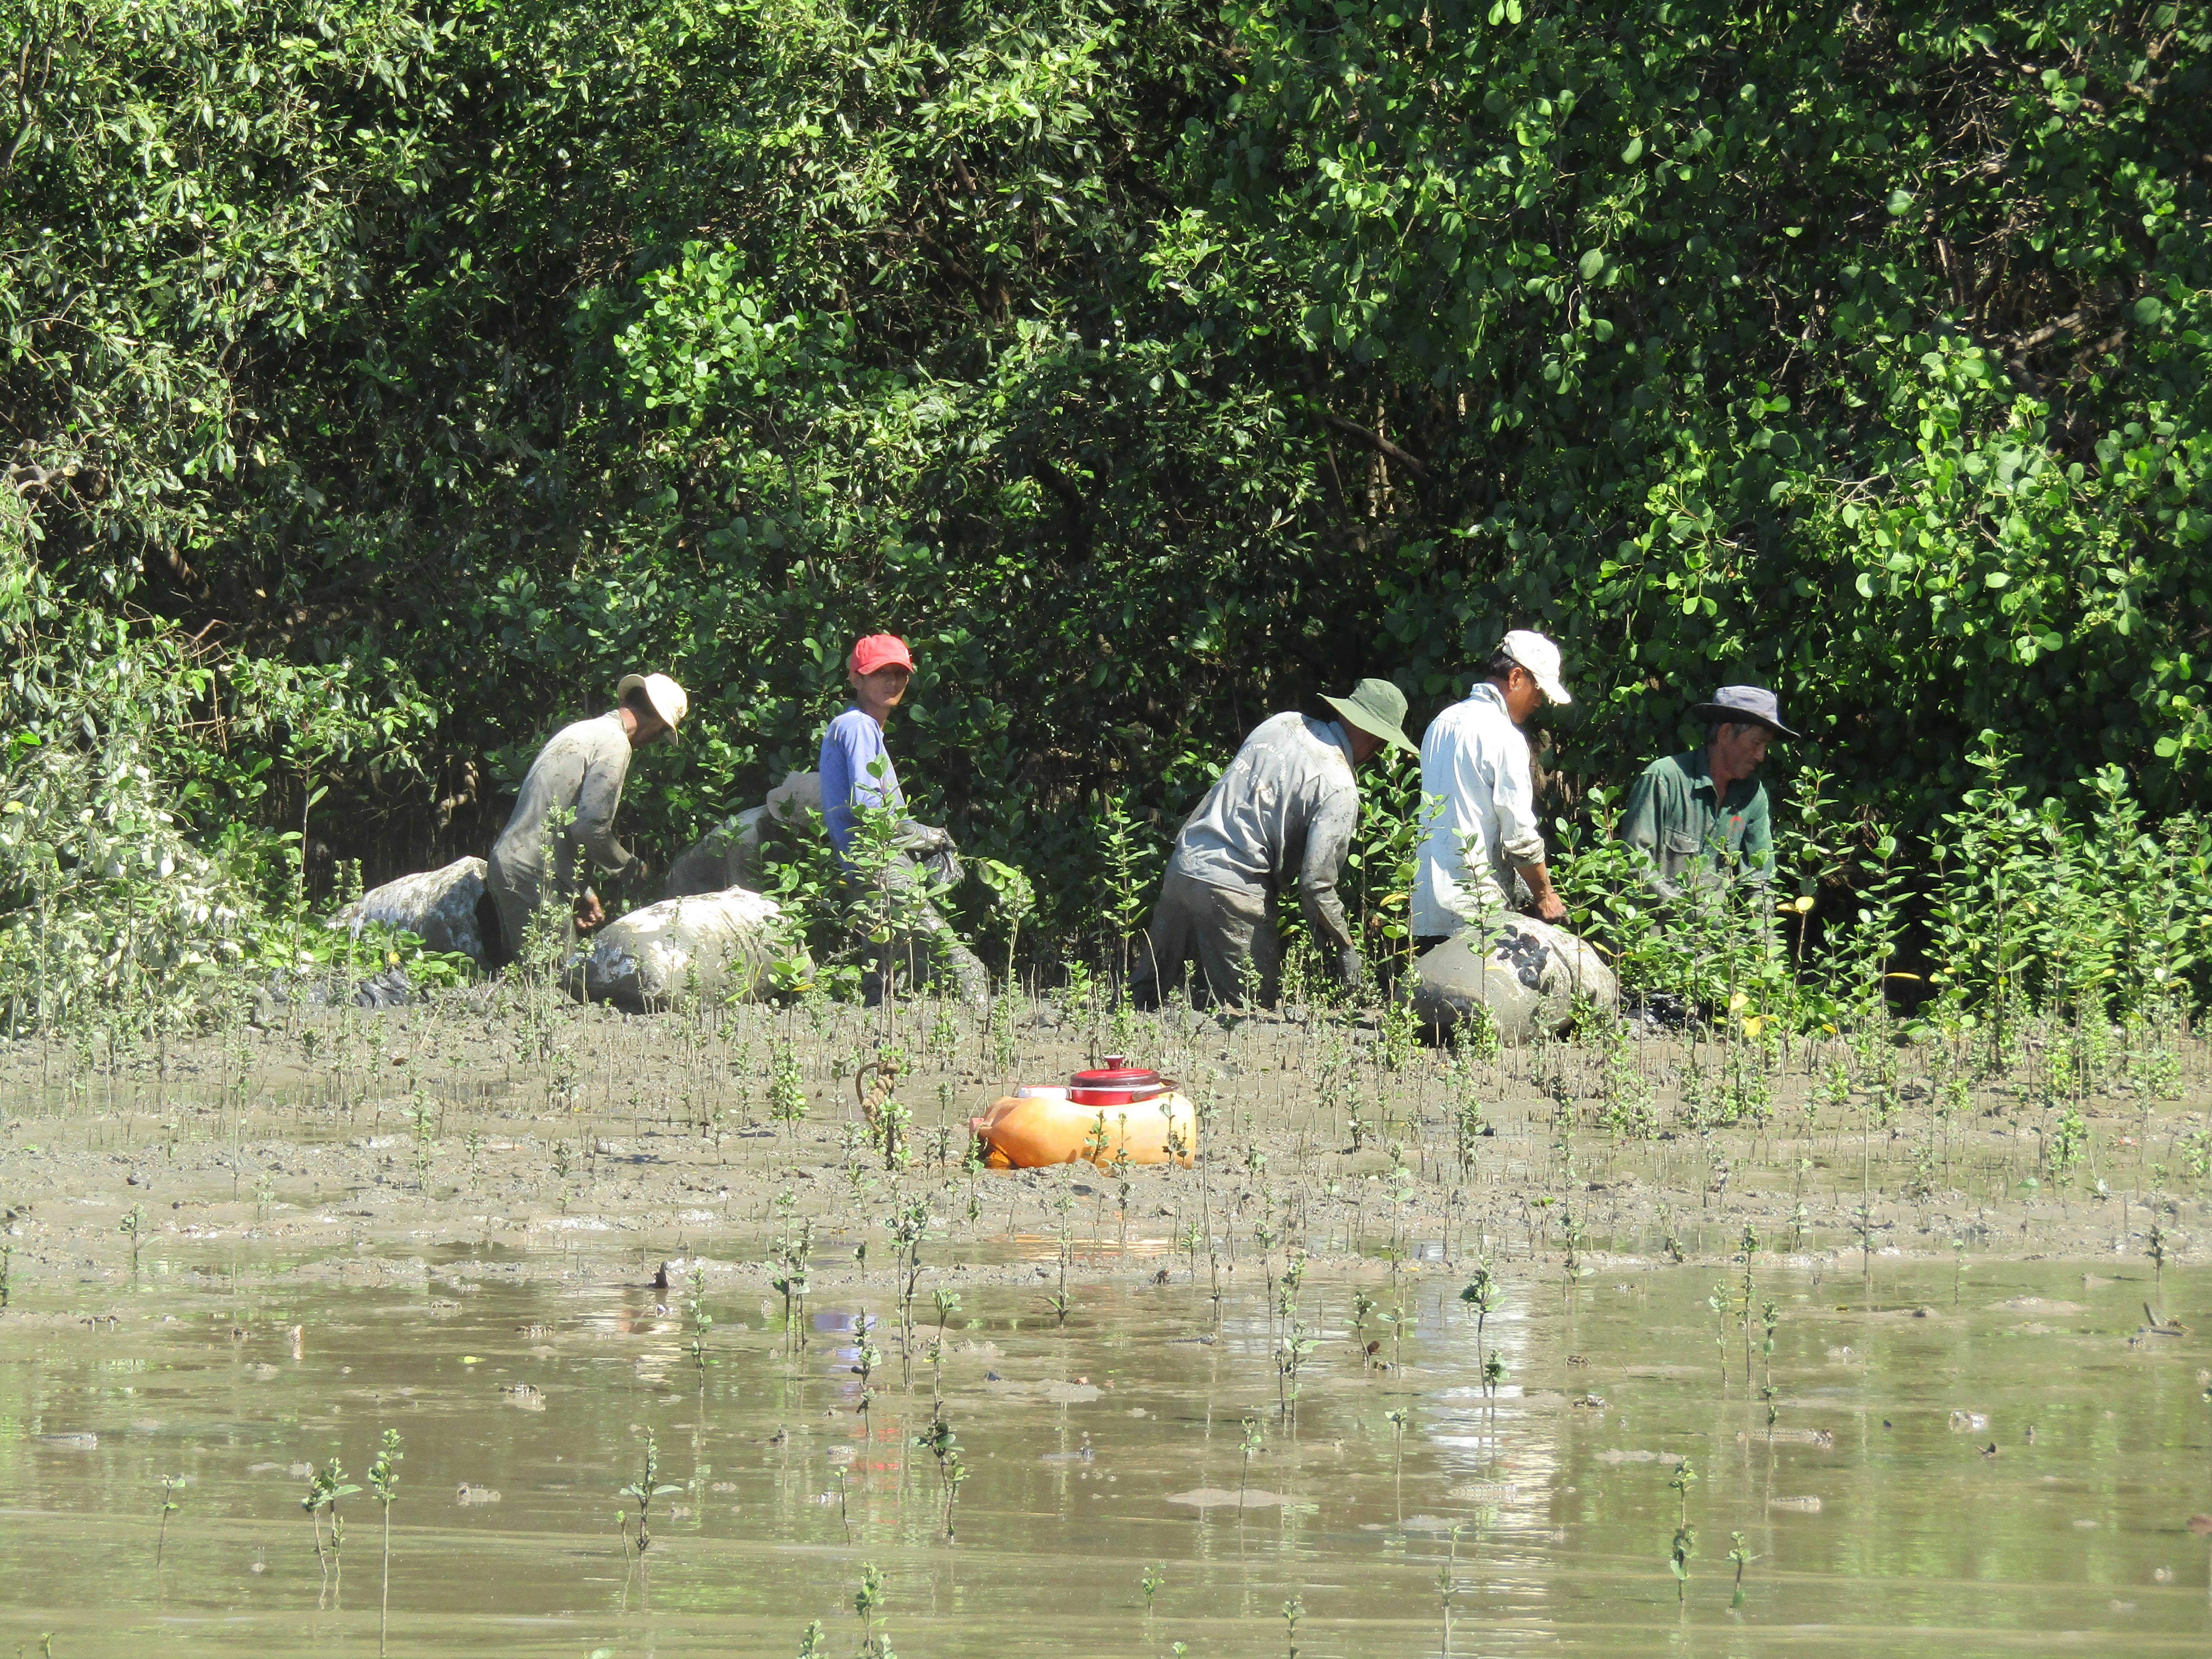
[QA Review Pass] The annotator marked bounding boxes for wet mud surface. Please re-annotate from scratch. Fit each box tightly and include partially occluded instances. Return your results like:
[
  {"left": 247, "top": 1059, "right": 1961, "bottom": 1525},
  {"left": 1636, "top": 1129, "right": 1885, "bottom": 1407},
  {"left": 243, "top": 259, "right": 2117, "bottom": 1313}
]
[{"left": 5, "top": 992, "right": 2212, "bottom": 1653}]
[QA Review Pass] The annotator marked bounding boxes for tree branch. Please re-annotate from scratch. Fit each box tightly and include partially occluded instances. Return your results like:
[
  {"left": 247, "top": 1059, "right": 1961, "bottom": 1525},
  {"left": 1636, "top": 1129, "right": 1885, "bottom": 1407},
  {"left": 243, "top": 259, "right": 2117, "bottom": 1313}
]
[{"left": 1321, "top": 411, "right": 1429, "bottom": 481}]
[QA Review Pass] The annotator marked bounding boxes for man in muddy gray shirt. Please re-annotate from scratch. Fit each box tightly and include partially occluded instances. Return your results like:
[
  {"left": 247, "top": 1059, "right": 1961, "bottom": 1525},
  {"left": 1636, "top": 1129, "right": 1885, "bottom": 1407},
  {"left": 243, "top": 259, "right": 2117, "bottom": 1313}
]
[
  {"left": 485, "top": 673, "right": 687, "bottom": 967},
  {"left": 1130, "top": 678, "right": 1416, "bottom": 1009}
]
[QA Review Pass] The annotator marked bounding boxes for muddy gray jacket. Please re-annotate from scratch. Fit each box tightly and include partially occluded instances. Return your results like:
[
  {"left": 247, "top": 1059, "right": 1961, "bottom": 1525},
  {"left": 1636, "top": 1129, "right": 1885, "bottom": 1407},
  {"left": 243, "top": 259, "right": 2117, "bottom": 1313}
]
[
  {"left": 487, "top": 714, "right": 637, "bottom": 901},
  {"left": 1167, "top": 713, "right": 1360, "bottom": 958}
]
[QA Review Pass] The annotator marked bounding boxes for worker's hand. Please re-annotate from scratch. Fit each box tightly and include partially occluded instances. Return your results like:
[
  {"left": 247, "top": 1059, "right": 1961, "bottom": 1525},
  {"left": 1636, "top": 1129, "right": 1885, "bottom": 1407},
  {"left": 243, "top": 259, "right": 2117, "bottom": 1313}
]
[
  {"left": 574, "top": 889, "right": 606, "bottom": 931},
  {"left": 1534, "top": 890, "right": 1568, "bottom": 925},
  {"left": 1336, "top": 947, "right": 1364, "bottom": 991}
]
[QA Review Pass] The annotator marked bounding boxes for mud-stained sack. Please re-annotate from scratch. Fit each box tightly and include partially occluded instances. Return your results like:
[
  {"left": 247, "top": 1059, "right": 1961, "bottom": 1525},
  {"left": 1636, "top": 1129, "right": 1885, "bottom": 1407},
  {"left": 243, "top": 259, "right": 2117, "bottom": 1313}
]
[
  {"left": 328, "top": 857, "right": 489, "bottom": 964},
  {"left": 663, "top": 806, "right": 769, "bottom": 900},
  {"left": 1410, "top": 915, "right": 1616, "bottom": 1041},
  {"left": 566, "top": 888, "right": 785, "bottom": 1011},
  {"left": 662, "top": 772, "right": 824, "bottom": 901}
]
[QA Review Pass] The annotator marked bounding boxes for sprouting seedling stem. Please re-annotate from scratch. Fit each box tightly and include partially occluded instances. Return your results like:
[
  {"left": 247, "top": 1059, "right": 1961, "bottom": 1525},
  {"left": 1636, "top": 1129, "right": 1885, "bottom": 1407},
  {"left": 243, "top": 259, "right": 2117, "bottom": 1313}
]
[
  {"left": 854, "top": 1560, "right": 892, "bottom": 1658},
  {"left": 368, "top": 1429, "right": 401, "bottom": 1654},
  {"left": 1668, "top": 1458, "right": 1697, "bottom": 1604},
  {"left": 1239, "top": 1414, "right": 1263, "bottom": 1508},
  {"left": 618, "top": 1432, "right": 679, "bottom": 1554},
  {"left": 155, "top": 1474, "right": 180, "bottom": 1569}
]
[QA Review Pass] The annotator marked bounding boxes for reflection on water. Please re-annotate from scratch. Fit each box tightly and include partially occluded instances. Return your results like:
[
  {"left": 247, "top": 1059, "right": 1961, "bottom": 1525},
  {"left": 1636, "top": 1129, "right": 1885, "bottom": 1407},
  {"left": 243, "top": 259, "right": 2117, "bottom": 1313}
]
[{"left": 3, "top": 1247, "right": 2208, "bottom": 1655}]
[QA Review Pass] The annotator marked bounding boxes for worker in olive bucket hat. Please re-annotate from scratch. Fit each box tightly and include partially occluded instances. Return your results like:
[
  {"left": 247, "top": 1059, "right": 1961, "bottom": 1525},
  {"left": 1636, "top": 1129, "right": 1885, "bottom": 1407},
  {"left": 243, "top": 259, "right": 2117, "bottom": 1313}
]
[
  {"left": 484, "top": 672, "right": 686, "bottom": 969},
  {"left": 1130, "top": 678, "right": 1418, "bottom": 1011},
  {"left": 1619, "top": 683, "right": 1798, "bottom": 896}
]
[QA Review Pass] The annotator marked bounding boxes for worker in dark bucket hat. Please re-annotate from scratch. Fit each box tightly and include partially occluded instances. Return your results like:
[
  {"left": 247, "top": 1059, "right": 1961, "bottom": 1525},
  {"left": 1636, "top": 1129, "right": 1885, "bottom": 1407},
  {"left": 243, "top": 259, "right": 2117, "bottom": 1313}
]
[
  {"left": 1619, "top": 684, "right": 1796, "bottom": 895},
  {"left": 1131, "top": 677, "right": 1416, "bottom": 1010}
]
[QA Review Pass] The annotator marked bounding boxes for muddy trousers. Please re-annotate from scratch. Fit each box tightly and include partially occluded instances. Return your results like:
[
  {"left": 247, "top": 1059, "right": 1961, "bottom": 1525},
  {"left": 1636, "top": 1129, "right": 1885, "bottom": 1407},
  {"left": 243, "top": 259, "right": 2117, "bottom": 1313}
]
[
  {"left": 483, "top": 850, "right": 578, "bottom": 972},
  {"left": 1128, "top": 868, "right": 1278, "bottom": 1010},
  {"left": 846, "top": 853, "right": 990, "bottom": 1005}
]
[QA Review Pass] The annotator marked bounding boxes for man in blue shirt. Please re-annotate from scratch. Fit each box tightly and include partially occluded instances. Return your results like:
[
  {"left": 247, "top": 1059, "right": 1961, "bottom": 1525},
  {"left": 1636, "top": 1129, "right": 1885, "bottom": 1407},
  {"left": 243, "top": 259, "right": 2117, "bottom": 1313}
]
[{"left": 817, "top": 633, "right": 986, "bottom": 1002}]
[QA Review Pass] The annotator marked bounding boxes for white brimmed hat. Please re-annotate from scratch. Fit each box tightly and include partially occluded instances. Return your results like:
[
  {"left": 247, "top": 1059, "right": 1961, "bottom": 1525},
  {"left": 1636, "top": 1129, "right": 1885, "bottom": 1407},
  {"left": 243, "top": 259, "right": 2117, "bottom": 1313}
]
[
  {"left": 615, "top": 672, "right": 689, "bottom": 733},
  {"left": 1498, "top": 630, "right": 1571, "bottom": 705}
]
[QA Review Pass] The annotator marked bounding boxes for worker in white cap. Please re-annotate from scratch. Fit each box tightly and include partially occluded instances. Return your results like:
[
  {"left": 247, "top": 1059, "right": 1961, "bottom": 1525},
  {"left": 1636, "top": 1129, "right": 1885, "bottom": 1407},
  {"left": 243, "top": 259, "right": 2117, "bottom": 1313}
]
[
  {"left": 1410, "top": 631, "right": 1570, "bottom": 950},
  {"left": 484, "top": 672, "right": 687, "bottom": 969}
]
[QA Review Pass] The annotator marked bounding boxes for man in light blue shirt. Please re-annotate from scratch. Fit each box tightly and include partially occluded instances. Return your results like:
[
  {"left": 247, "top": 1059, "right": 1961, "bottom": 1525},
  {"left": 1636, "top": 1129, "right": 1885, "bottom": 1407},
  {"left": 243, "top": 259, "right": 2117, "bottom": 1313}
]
[{"left": 816, "top": 633, "right": 984, "bottom": 1001}]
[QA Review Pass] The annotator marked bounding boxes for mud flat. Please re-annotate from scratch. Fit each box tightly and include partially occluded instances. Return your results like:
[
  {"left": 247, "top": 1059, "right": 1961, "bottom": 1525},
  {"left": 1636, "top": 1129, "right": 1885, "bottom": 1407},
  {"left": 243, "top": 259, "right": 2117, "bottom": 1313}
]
[{"left": 3, "top": 991, "right": 2210, "bottom": 1654}]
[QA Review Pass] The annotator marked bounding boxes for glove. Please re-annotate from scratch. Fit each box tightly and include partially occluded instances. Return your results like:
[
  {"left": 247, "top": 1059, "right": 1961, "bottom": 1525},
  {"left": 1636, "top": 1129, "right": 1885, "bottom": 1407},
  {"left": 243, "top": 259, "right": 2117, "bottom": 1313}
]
[
  {"left": 898, "top": 821, "right": 955, "bottom": 856},
  {"left": 1336, "top": 947, "right": 1364, "bottom": 991}
]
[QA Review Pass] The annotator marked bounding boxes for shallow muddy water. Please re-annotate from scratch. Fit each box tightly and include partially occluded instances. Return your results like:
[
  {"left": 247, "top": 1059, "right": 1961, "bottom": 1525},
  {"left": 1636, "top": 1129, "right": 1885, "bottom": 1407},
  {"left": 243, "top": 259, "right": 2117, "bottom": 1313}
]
[{"left": 6, "top": 1240, "right": 2211, "bottom": 1656}]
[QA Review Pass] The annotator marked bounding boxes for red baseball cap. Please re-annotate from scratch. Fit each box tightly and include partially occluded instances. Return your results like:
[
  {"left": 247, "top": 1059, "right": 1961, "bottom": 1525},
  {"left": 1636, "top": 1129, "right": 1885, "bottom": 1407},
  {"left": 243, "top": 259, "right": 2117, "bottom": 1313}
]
[{"left": 849, "top": 634, "right": 914, "bottom": 676}]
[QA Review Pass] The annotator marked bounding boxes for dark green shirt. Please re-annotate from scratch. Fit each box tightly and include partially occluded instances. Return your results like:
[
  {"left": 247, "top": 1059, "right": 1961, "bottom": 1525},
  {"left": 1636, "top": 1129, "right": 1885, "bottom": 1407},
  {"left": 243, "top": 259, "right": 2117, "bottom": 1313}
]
[{"left": 1619, "top": 750, "right": 1773, "bottom": 891}]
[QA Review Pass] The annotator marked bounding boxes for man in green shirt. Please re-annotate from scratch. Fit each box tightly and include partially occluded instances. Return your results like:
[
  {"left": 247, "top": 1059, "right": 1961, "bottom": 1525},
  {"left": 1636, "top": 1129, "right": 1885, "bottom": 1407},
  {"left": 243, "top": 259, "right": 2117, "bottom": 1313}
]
[{"left": 1619, "top": 684, "right": 1796, "bottom": 895}]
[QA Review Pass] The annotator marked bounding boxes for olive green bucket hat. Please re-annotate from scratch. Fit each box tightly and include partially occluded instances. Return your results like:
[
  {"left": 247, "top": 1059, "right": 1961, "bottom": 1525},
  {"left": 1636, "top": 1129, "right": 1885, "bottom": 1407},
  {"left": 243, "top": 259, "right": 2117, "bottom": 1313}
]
[{"left": 1322, "top": 678, "right": 1419, "bottom": 756}]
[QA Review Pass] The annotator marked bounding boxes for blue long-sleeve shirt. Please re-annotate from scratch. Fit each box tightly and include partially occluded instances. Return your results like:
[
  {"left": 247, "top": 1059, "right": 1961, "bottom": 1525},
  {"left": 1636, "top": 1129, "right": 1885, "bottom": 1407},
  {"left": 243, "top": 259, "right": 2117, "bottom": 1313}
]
[{"left": 818, "top": 707, "right": 902, "bottom": 854}]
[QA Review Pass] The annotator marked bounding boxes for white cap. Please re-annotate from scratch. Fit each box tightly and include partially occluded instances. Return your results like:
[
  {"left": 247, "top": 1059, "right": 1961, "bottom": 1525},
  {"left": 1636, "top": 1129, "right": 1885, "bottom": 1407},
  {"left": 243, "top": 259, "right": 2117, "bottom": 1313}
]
[
  {"left": 1498, "top": 630, "right": 1570, "bottom": 705},
  {"left": 615, "top": 672, "right": 689, "bottom": 732}
]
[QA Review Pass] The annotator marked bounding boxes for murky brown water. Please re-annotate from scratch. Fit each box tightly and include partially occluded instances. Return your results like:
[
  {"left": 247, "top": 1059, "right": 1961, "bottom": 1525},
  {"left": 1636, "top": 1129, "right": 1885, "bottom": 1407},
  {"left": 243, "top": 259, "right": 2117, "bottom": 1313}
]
[{"left": 5, "top": 1239, "right": 2209, "bottom": 1656}]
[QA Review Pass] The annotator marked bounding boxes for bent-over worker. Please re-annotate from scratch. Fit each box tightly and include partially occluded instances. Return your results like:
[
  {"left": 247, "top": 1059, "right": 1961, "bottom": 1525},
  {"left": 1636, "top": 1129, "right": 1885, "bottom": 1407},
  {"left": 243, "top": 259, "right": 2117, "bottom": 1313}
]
[
  {"left": 1619, "top": 683, "right": 1793, "bottom": 895},
  {"left": 1130, "top": 678, "right": 1418, "bottom": 1010},
  {"left": 484, "top": 672, "right": 686, "bottom": 969},
  {"left": 818, "top": 632, "right": 988, "bottom": 1003},
  {"left": 1410, "top": 630, "right": 1571, "bottom": 951}
]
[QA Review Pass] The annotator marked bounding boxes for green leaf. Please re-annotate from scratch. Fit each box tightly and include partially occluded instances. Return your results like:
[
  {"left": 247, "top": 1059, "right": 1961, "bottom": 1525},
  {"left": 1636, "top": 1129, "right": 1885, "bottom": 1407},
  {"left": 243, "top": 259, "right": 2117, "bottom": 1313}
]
[
  {"left": 1577, "top": 249, "right": 1605, "bottom": 281},
  {"left": 1620, "top": 135, "right": 1643, "bottom": 164}
]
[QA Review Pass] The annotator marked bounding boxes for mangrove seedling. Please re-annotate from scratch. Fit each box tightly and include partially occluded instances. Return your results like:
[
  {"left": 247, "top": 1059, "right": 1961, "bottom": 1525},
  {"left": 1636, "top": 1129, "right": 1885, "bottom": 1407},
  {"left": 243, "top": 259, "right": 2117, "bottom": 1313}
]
[
  {"left": 929, "top": 1287, "right": 961, "bottom": 1401},
  {"left": 1727, "top": 1530, "right": 1754, "bottom": 1609},
  {"left": 155, "top": 1473, "right": 181, "bottom": 1568},
  {"left": 120, "top": 1203, "right": 147, "bottom": 1276},
  {"left": 1142, "top": 1563, "right": 1165, "bottom": 1619},
  {"left": 1459, "top": 1264, "right": 1496, "bottom": 1370},
  {"left": 1668, "top": 1458, "right": 1697, "bottom": 1604},
  {"left": 914, "top": 1411, "right": 967, "bottom": 1538},
  {"left": 1283, "top": 1595, "right": 1305, "bottom": 1659},
  {"left": 1239, "top": 1415, "right": 1264, "bottom": 1506},
  {"left": 618, "top": 1432, "right": 681, "bottom": 1553},
  {"left": 854, "top": 1561, "right": 892, "bottom": 1659},
  {"left": 768, "top": 1039, "right": 808, "bottom": 1134},
  {"left": 687, "top": 1264, "right": 712, "bottom": 1370},
  {"left": 368, "top": 1428, "right": 401, "bottom": 1646},
  {"left": 302, "top": 1456, "right": 360, "bottom": 1577},
  {"left": 851, "top": 1314, "right": 882, "bottom": 1427}
]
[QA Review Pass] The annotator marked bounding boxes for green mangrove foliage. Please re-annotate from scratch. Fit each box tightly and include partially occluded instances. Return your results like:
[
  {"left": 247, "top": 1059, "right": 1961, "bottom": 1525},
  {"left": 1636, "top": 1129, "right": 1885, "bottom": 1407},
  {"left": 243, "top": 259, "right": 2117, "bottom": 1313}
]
[{"left": 4, "top": 0, "right": 2211, "bottom": 1015}]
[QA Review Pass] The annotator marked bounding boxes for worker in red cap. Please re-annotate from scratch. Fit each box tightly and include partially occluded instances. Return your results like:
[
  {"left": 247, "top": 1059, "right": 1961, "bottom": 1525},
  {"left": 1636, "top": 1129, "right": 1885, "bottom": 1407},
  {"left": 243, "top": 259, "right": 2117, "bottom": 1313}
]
[
  {"left": 820, "top": 634, "right": 915, "bottom": 855},
  {"left": 817, "top": 634, "right": 987, "bottom": 1002}
]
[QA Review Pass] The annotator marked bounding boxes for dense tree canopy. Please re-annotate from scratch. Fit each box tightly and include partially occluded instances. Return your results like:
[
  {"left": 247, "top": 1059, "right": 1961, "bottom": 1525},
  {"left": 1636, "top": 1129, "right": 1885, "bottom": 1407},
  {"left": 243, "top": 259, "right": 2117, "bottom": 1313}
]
[{"left": 5, "top": 0, "right": 2209, "bottom": 934}]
